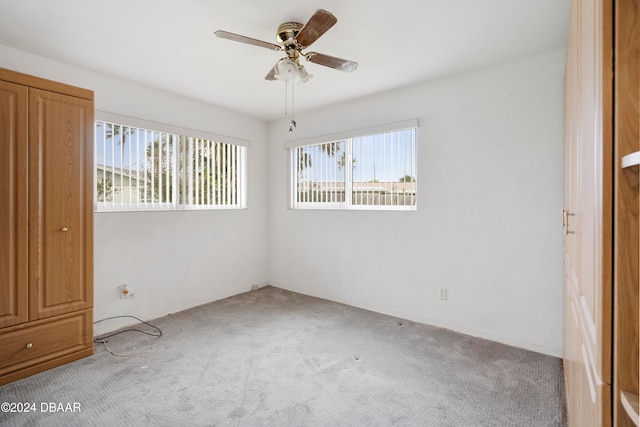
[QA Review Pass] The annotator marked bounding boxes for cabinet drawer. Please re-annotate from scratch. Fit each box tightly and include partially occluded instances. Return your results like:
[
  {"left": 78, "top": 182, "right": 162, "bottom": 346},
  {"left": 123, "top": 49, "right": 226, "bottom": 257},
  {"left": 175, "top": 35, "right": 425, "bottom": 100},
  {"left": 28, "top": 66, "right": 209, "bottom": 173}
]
[{"left": 0, "top": 311, "right": 92, "bottom": 376}]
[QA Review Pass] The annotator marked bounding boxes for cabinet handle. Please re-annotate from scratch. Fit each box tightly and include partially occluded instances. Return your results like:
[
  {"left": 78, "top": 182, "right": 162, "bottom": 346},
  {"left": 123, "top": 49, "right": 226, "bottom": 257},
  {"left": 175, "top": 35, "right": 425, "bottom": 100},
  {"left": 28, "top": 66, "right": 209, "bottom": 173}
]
[
  {"left": 61, "top": 227, "right": 69, "bottom": 232},
  {"left": 563, "top": 210, "right": 575, "bottom": 235},
  {"left": 25, "top": 343, "right": 33, "bottom": 349}
]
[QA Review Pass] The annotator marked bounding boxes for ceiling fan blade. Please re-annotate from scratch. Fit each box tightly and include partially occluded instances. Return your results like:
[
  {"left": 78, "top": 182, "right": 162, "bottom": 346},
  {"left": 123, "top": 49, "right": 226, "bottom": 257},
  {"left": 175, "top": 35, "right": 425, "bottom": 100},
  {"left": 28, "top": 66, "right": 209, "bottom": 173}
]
[
  {"left": 214, "top": 30, "right": 282, "bottom": 51},
  {"left": 265, "top": 62, "right": 279, "bottom": 81},
  {"left": 306, "top": 52, "right": 358, "bottom": 73},
  {"left": 295, "top": 9, "right": 337, "bottom": 48}
]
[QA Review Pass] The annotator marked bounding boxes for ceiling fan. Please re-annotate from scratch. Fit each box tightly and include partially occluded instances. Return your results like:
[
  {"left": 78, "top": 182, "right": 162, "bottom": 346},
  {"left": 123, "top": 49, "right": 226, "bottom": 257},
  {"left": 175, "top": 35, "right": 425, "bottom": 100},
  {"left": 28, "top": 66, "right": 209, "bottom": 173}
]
[{"left": 214, "top": 9, "right": 358, "bottom": 83}]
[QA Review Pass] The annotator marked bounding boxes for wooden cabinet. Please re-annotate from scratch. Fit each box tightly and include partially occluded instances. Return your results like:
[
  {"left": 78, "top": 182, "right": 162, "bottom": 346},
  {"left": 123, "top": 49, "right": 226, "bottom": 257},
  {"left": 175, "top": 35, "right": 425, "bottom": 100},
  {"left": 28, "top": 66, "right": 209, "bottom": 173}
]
[
  {"left": 564, "top": 0, "right": 640, "bottom": 425},
  {"left": 0, "top": 68, "right": 94, "bottom": 386}
]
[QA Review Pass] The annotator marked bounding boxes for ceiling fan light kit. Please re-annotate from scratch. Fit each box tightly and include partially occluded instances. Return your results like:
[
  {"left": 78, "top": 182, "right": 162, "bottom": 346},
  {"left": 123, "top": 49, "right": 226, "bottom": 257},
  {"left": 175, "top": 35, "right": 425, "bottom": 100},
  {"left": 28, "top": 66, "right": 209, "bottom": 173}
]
[
  {"left": 215, "top": 9, "right": 358, "bottom": 130},
  {"left": 274, "top": 58, "right": 313, "bottom": 83}
]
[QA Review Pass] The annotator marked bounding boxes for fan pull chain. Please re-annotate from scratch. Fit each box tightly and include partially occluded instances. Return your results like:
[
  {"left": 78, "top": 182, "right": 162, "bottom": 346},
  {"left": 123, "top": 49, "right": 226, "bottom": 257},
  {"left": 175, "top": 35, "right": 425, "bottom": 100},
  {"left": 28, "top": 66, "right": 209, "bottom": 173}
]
[
  {"left": 284, "top": 80, "right": 288, "bottom": 116},
  {"left": 289, "top": 80, "right": 296, "bottom": 132}
]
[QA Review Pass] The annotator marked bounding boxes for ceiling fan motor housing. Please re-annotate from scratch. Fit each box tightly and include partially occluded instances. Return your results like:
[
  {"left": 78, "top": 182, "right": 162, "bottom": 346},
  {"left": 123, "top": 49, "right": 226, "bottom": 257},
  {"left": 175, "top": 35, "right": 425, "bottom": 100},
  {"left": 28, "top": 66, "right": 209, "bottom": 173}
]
[{"left": 277, "top": 22, "right": 303, "bottom": 45}]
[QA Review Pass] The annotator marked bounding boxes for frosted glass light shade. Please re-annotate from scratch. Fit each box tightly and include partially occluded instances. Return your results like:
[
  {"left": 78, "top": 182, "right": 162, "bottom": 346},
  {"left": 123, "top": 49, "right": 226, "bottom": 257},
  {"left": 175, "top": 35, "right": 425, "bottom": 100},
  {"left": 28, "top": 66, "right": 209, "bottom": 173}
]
[
  {"left": 274, "top": 58, "right": 313, "bottom": 84},
  {"left": 296, "top": 65, "right": 313, "bottom": 84}
]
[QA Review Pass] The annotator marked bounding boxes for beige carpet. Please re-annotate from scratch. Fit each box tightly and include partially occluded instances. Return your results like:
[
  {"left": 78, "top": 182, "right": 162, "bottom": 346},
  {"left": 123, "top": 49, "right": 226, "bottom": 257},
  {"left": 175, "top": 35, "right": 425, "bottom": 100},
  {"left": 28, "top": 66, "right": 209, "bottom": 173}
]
[{"left": 0, "top": 286, "right": 567, "bottom": 426}]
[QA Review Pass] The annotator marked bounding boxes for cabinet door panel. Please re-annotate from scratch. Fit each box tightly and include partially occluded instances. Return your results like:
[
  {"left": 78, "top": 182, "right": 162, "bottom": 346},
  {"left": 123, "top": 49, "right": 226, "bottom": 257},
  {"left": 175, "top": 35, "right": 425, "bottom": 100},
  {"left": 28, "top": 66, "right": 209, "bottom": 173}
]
[
  {"left": 577, "top": 0, "right": 612, "bottom": 385},
  {"left": 29, "top": 89, "right": 93, "bottom": 320},
  {"left": 0, "top": 81, "right": 28, "bottom": 328},
  {"left": 564, "top": 0, "right": 613, "bottom": 425}
]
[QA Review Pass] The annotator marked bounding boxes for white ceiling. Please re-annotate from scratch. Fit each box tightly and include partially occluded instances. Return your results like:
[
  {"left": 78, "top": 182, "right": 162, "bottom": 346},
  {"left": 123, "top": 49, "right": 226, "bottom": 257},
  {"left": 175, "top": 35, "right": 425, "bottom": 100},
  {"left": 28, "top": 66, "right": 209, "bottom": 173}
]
[{"left": 0, "top": 0, "right": 570, "bottom": 121}]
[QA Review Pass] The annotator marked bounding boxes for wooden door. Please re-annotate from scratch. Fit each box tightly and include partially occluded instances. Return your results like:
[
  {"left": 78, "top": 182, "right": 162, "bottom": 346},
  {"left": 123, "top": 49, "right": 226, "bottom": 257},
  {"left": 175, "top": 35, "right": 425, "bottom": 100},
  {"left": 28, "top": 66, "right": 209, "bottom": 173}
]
[
  {"left": 564, "top": 0, "right": 613, "bottom": 425},
  {"left": 0, "top": 80, "right": 29, "bottom": 328},
  {"left": 28, "top": 88, "right": 94, "bottom": 320}
]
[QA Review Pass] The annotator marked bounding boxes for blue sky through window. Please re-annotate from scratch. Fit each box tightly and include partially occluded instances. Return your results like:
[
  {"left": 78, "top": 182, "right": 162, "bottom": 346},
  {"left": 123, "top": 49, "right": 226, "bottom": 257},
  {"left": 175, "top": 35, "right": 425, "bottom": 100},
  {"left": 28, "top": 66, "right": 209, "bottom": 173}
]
[{"left": 299, "top": 130, "right": 416, "bottom": 184}]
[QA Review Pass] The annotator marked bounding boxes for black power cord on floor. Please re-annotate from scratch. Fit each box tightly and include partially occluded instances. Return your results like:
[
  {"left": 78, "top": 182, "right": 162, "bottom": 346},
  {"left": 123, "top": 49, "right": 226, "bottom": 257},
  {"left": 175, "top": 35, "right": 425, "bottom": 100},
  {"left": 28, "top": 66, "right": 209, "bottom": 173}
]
[
  {"left": 93, "top": 315, "right": 162, "bottom": 357},
  {"left": 94, "top": 315, "right": 163, "bottom": 342}
]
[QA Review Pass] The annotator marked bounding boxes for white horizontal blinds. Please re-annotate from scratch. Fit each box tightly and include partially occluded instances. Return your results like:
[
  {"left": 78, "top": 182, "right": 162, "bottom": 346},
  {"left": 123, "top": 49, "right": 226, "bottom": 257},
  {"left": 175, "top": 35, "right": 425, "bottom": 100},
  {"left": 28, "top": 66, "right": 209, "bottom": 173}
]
[
  {"left": 293, "top": 140, "right": 344, "bottom": 208},
  {"left": 289, "top": 121, "right": 417, "bottom": 210},
  {"left": 95, "top": 119, "right": 246, "bottom": 211}
]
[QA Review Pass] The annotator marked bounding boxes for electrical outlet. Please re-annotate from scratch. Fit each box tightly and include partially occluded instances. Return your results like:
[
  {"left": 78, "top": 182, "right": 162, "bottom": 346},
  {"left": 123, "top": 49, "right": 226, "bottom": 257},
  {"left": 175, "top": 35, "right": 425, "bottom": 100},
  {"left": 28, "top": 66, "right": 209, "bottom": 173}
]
[
  {"left": 119, "top": 284, "right": 133, "bottom": 299},
  {"left": 438, "top": 288, "right": 448, "bottom": 301}
]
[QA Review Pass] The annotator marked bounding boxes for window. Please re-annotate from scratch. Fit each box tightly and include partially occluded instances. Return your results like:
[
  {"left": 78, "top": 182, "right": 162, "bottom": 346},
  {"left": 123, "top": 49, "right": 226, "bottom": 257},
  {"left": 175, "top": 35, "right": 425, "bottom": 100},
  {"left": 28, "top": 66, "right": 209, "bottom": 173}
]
[
  {"left": 288, "top": 120, "right": 417, "bottom": 210},
  {"left": 95, "top": 114, "right": 247, "bottom": 211}
]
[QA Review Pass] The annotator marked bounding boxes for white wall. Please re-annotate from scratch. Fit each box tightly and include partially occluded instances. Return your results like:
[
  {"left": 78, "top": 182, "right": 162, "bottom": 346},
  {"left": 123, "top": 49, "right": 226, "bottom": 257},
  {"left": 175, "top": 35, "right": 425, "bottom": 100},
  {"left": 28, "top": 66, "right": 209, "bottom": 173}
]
[
  {"left": 2, "top": 44, "right": 565, "bottom": 355},
  {"left": 0, "top": 44, "right": 270, "bottom": 334},
  {"left": 268, "top": 50, "right": 566, "bottom": 356}
]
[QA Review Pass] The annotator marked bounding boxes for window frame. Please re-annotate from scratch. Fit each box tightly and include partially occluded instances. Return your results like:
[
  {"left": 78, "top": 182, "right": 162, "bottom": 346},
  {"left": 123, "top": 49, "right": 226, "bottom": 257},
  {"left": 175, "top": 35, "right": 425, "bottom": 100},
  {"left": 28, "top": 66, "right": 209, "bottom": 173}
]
[
  {"left": 286, "top": 119, "right": 418, "bottom": 211},
  {"left": 94, "top": 111, "right": 249, "bottom": 212}
]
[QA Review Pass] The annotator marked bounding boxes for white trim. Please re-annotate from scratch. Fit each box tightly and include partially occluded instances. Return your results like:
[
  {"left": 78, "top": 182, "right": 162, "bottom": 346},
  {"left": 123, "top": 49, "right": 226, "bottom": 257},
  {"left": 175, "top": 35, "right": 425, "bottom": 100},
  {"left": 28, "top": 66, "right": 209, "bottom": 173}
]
[
  {"left": 284, "top": 118, "right": 419, "bottom": 149},
  {"left": 294, "top": 204, "right": 415, "bottom": 211},
  {"left": 96, "top": 203, "right": 246, "bottom": 213},
  {"left": 96, "top": 110, "right": 251, "bottom": 148}
]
